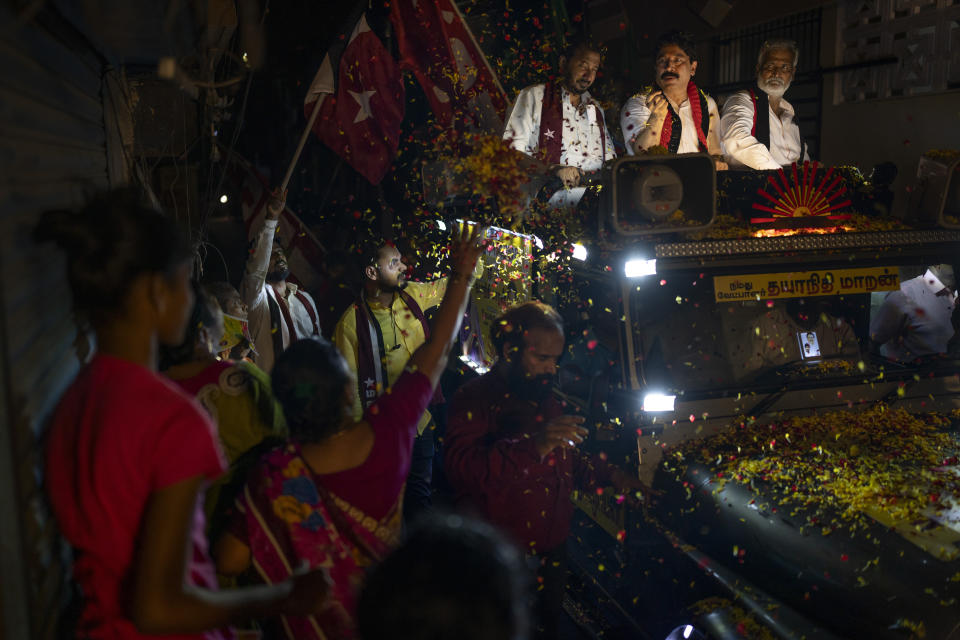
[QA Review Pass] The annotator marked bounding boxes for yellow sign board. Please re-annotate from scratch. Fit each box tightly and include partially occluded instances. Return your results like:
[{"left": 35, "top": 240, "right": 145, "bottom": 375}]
[{"left": 714, "top": 267, "right": 899, "bottom": 302}]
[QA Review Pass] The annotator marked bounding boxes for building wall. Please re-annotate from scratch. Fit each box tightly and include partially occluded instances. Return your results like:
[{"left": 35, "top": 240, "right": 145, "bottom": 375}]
[
  {"left": 820, "top": 92, "right": 960, "bottom": 214},
  {"left": 819, "top": 2, "right": 960, "bottom": 216},
  {"left": 0, "top": 7, "right": 108, "bottom": 639}
]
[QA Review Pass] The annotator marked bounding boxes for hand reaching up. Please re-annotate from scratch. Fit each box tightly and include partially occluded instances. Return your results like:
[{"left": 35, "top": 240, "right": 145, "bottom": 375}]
[
  {"left": 266, "top": 189, "right": 287, "bottom": 221},
  {"left": 646, "top": 89, "right": 670, "bottom": 117},
  {"left": 450, "top": 223, "right": 487, "bottom": 282},
  {"left": 554, "top": 165, "right": 583, "bottom": 190}
]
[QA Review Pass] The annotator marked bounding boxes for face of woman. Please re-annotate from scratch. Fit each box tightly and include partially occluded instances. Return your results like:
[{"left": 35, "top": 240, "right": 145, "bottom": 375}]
[{"left": 157, "top": 262, "right": 195, "bottom": 347}]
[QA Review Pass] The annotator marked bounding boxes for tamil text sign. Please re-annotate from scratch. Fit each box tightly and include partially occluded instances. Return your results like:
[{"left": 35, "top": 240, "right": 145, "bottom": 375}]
[{"left": 714, "top": 267, "right": 899, "bottom": 302}]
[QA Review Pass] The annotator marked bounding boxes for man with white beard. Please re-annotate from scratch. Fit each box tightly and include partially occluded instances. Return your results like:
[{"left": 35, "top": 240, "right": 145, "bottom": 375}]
[{"left": 720, "top": 39, "right": 810, "bottom": 170}]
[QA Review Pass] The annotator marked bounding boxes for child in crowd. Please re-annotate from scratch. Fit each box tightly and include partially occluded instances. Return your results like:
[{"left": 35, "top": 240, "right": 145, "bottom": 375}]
[{"left": 205, "top": 281, "right": 256, "bottom": 362}]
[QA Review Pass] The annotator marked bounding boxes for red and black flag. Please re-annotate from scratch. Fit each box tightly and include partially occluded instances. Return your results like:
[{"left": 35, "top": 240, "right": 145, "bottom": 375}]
[
  {"left": 390, "top": 0, "right": 508, "bottom": 133},
  {"left": 304, "top": 6, "right": 404, "bottom": 185}
]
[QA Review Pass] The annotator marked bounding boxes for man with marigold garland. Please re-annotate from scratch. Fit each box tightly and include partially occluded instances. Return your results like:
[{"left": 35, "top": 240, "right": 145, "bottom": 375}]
[{"left": 620, "top": 30, "right": 727, "bottom": 170}]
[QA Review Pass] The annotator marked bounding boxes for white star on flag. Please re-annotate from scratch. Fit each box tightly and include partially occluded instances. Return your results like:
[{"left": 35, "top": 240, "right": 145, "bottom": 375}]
[
  {"left": 349, "top": 89, "right": 377, "bottom": 123},
  {"left": 544, "top": 128, "right": 556, "bottom": 139}
]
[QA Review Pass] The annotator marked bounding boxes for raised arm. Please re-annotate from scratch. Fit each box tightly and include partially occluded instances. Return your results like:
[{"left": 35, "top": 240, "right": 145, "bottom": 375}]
[
  {"left": 620, "top": 93, "right": 649, "bottom": 155},
  {"left": 239, "top": 191, "right": 285, "bottom": 311},
  {"left": 404, "top": 256, "right": 485, "bottom": 313},
  {"left": 406, "top": 225, "right": 485, "bottom": 388},
  {"left": 624, "top": 91, "right": 669, "bottom": 154}
]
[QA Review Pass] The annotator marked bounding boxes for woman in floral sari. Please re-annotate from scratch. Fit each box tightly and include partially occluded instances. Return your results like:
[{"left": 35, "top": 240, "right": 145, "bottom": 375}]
[{"left": 214, "top": 226, "right": 485, "bottom": 639}]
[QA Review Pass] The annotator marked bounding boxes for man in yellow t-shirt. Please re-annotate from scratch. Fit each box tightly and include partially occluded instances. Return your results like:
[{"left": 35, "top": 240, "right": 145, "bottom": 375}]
[{"left": 334, "top": 238, "right": 448, "bottom": 522}]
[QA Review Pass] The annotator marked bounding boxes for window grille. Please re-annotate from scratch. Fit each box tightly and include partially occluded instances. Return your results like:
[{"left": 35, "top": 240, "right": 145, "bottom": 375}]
[{"left": 708, "top": 9, "right": 823, "bottom": 159}]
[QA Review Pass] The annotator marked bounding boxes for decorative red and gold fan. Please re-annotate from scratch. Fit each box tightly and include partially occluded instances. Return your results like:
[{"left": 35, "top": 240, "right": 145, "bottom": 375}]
[{"left": 750, "top": 161, "right": 852, "bottom": 225}]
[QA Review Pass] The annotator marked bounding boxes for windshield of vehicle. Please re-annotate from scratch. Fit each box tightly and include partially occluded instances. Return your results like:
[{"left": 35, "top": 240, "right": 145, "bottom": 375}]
[{"left": 631, "top": 263, "right": 958, "bottom": 394}]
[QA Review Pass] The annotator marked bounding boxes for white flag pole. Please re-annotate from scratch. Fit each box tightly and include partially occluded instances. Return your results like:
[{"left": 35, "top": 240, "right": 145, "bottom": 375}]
[
  {"left": 279, "top": 93, "right": 327, "bottom": 192},
  {"left": 232, "top": 146, "right": 329, "bottom": 254}
]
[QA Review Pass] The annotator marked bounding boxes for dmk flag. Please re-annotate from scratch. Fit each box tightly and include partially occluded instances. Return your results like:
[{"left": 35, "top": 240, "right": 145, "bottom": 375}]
[
  {"left": 390, "top": 0, "right": 508, "bottom": 133},
  {"left": 305, "top": 9, "right": 404, "bottom": 184}
]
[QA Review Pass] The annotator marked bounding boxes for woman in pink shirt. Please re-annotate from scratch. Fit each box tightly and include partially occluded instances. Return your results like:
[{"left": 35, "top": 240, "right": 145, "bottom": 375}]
[{"left": 37, "top": 189, "right": 328, "bottom": 639}]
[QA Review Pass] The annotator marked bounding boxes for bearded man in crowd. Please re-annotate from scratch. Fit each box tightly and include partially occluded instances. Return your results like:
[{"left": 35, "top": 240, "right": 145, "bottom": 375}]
[{"left": 444, "top": 301, "right": 639, "bottom": 639}]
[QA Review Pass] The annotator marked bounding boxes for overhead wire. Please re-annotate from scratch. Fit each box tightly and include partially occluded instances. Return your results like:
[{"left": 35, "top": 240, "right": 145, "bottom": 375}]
[{"left": 200, "top": 0, "right": 272, "bottom": 233}]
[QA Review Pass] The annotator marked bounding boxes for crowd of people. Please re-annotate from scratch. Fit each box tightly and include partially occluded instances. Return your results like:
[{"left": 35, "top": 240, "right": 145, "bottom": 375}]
[
  {"left": 36, "top": 24, "right": 957, "bottom": 640},
  {"left": 38, "top": 172, "right": 644, "bottom": 640}
]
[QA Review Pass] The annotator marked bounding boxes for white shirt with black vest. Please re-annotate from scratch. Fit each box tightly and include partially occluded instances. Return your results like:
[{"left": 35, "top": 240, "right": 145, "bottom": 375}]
[{"left": 720, "top": 90, "right": 808, "bottom": 170}]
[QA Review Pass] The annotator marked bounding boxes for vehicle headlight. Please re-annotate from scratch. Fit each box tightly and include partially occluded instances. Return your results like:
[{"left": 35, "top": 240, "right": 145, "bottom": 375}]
[
  {"left": 624, "top": 258, "right": 657, "bottom": 278},
  {"left": 642, "top": 392, "right": 675, "bottom": 412}
]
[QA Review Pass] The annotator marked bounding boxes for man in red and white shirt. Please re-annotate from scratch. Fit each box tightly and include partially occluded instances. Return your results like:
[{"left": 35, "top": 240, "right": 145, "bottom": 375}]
[{"left": 503, "top": 39, "right": 616, "bottom": 210}]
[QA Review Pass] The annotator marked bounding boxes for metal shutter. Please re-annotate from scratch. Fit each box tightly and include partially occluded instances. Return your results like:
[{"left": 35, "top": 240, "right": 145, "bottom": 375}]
[{"left": 0, "top": 6, "right": 108, "bottom": 639}]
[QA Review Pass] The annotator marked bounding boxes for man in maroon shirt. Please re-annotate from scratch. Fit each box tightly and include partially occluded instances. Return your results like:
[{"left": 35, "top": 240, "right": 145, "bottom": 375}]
[{"left": 444, "top": 301, "right": 637, "bottom": 638}]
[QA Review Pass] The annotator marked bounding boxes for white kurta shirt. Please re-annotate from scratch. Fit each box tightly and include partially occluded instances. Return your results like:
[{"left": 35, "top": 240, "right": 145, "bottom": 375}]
[
  {"left": 503, "top": 83, "right": 615, "bottom": 208},
  {"left": 720, "top": 90, "right": 808, "bottom": 170},
  {"left": 620, "top": 92, "right": 719, "bottom": 155},
  {"left": 240, "top": 218, "right": 320, "bottom": 372},
  {"left": 870, "top": 269, "right": 957, "bottom": 361}
]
